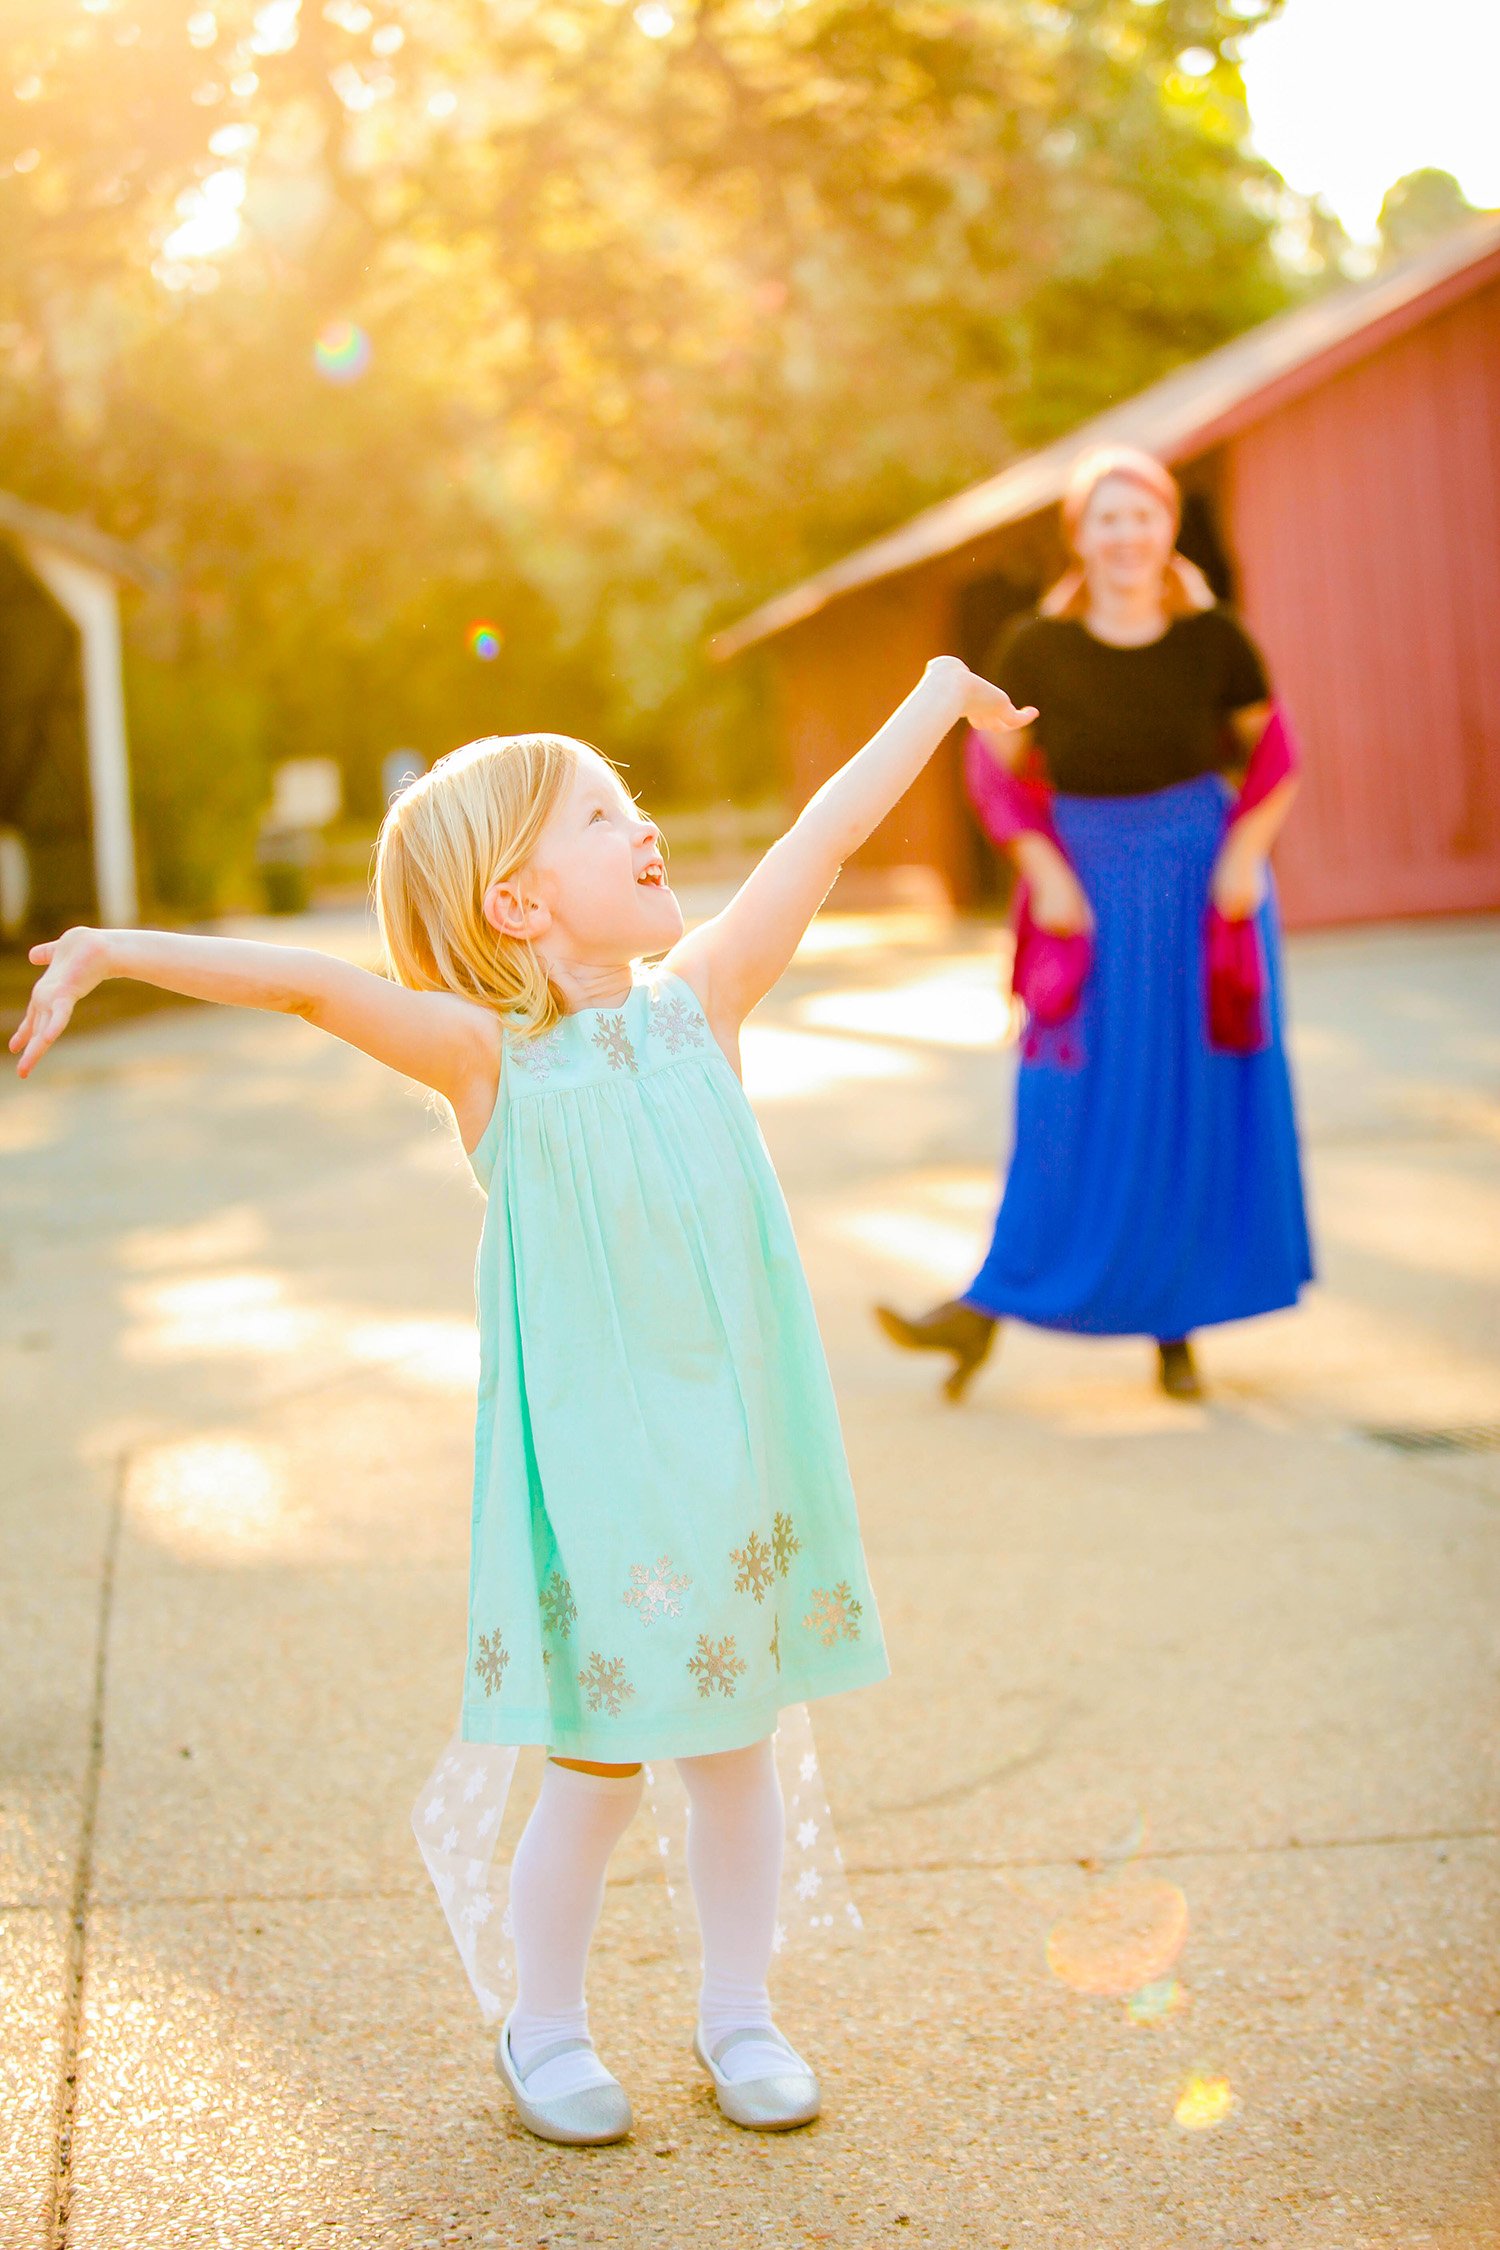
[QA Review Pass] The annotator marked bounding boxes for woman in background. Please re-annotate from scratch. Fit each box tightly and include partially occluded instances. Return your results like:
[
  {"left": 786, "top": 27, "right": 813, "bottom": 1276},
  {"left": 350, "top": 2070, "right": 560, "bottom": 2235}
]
[{"left": 876, "top": 446, "right": 1313, "bottom": 1403}]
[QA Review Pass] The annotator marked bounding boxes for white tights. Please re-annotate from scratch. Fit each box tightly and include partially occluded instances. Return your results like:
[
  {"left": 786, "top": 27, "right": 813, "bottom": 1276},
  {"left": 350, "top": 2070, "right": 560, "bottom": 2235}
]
[{"left": 506, "top": 1740, "right": 789, "bottom": 2088}]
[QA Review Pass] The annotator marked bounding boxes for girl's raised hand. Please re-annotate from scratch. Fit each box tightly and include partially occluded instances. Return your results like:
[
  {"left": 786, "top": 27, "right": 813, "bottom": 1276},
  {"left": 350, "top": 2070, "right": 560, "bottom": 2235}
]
[
  {"left": 8, "top": 926, "right": 110, "bottom": 1077},
  {"left": 959, "top": 667, "right": 1037, "bottom": 736}
]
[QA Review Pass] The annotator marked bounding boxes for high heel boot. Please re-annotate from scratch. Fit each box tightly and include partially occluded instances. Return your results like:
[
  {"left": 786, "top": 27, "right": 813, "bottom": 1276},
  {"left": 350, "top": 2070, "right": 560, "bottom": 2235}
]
[
  {"left": 1156, "top": 1337, "right": 1203, "bottom": 1401},
  {"left": 873, "top": 1299, "right": 997, "bottom": 1403}
]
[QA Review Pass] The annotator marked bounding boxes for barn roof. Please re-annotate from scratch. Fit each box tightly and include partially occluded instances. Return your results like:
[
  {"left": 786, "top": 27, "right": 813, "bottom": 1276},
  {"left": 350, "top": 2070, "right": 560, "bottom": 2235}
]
[
  {"left": 0, "top": 488, "right": 168, "bottom": 589},
  {"left": 714, "top": 214, "right": 1500, "bottom": 660}
]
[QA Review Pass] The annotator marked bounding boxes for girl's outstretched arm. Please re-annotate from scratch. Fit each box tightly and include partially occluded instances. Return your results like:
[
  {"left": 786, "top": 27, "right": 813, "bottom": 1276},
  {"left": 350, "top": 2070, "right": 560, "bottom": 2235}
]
[
  {"left": 10, "top": 926, "right": 502, "bottom": 1138},
  {"left": 667, "top": 656, "right": 1034, "bottom": 1037}
]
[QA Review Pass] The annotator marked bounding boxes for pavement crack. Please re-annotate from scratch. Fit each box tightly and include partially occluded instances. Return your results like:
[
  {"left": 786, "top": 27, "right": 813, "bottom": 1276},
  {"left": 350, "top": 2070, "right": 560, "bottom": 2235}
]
[
  {"left": 843, "top": 1821, "right": 1500, "bottom": 1881},
  {"left": 45, "top": 1446, "right": 127, "bottom": 2250}
]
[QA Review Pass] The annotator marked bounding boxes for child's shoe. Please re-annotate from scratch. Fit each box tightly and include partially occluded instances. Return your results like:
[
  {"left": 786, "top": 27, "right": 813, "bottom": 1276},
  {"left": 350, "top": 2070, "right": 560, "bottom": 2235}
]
[
  {"left": 495, "top": 2013, "right": 631, "bottom": 2146},
  {"left": 693, "top": 2024, "right": 821, "bottom": 2131}
]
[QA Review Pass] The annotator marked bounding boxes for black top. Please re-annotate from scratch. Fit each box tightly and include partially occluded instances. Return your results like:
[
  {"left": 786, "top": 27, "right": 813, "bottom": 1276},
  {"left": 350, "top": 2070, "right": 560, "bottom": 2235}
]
[{"left": 992, "top": 608, "right": 1271, "bottom": 798}]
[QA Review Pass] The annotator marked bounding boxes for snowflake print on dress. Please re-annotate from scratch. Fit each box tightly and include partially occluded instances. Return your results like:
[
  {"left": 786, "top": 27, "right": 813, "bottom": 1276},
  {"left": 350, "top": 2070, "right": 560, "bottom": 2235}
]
[
  {"left": 539, "top": 1571, "right": 577, "bottom": 1638},
  {"left": 771, "top": 1511, "right": 801, "bottom": 1578},
  {"left": 653, "top": 991, "right": 706, "bottom": 1055},
  {"left": 509, "top": 1026, "right": 565, "bottom": 1084},
  {"left": 730, "top": 1530, "right": 775, "bottom": 1603},
  {"left": 622, "top": 1555, "right": 692, "bottom": 1625},
  {"left": 687, "top": 1633, "right": 748, "bottom": 1699},
  {"left": 577, "top": 1651, "right": 635, "bottom": 1717},
  {"left": 474, "top": 1629, "right": 510, "bottom": 1695},
  {"left": 769, "top": 1615, "right": 781, "bottom": 1673},
  {"left": 802, "top": 1582, "right": 863, "bottom": 1648},
  {"left": 591, "top": 1013, "right": 637, "bottom": 1072}
]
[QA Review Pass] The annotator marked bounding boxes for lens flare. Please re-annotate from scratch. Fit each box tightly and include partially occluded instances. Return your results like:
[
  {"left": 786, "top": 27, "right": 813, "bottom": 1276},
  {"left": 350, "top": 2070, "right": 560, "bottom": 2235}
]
[
  {"left": 1126, "top": 1976, "right": 1188, "bottom": 2023},
  {"left": 313, "top": 320, "right": 371, "bottom": 382},
  {"left": 467, "top": 622, "right": 503, "bottom": 661},
  {"left": 1174, "top": 2073, "right": 1237, "bottom": 2130},
  {"left": 1045, "top": 1876, "right": 1189, "bottom": 1999}
]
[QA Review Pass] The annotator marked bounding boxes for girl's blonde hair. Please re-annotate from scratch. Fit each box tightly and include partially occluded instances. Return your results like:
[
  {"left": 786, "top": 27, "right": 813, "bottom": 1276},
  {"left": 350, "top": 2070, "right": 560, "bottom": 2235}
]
[
  {"left": 374, "top": 732, "right": 594, "bottom": 1035},
  {"left": 1039, "top": 445, "right": 1217, "bottom": 622}
]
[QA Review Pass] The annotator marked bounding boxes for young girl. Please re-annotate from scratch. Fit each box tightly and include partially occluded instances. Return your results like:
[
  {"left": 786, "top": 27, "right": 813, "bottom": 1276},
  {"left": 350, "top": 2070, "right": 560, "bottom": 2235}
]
[{"left": 12, "top": 654, "right": 1034, "bottom": 2146}]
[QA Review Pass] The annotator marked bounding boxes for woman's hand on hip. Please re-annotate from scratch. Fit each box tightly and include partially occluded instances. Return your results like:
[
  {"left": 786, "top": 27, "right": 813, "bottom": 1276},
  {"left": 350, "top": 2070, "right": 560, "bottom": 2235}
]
[
  {"left": 1014, "top": 838, "right": 1094, "bottom": 936},
  {"left": 1210, "top": 835, "right": 1268, "bottom": 922},
  {"left": 1029, "top": 861, "right": 1095, "bottom": 937}
]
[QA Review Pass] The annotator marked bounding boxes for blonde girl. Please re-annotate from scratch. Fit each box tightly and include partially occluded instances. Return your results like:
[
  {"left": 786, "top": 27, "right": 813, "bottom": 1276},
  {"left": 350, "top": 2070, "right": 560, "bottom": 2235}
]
[{"left": 13, "top": 655, "right": 1033, "bottom": 2145}]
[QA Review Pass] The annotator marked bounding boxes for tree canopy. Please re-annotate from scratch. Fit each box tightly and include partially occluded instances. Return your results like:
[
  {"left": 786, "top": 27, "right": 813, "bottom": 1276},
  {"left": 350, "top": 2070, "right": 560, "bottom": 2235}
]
[
  {"left": 1378, "top": 168, "right": 1490, "bottom": 267},
  {"left": 2, "top": 0, "right": 1309, "bottom": 899}
]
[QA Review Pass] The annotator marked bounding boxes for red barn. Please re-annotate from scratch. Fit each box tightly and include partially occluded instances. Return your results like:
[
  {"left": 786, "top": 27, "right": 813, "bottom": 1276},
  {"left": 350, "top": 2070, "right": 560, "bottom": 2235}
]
[{"left": 715, "top": 219, "right": 1500, "bottom": 927}]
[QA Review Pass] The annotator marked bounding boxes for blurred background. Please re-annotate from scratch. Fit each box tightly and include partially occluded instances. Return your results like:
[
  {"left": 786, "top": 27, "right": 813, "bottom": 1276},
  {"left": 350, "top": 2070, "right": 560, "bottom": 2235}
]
[{"left": 0, "top": 0, "right": 1497, "bottom": 955}]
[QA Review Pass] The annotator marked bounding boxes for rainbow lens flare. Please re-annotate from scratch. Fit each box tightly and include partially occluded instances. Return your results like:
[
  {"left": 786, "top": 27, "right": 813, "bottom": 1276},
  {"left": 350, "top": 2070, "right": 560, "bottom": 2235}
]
[
  {"left": 313, "top": 320, "right": 371, "bottom": 382},
  {"left": 1173, "top": 2073, "right": 1237, "bottom": 2130},
  {"left": 1126, "top": 1976, "right": 1188, "bottom": 2023},
  {"left": 1045, "top": 1876, "right": 1189, "bottom": 2000},
  {"left": 468, "top": 622, "right": 503, "bottom": 661}
]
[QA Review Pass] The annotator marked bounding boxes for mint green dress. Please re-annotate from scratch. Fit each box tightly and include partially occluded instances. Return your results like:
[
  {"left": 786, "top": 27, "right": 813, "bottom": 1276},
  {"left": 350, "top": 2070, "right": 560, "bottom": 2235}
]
[{"left": 460, "top": 969, "right": 888, "bottom": 1760}]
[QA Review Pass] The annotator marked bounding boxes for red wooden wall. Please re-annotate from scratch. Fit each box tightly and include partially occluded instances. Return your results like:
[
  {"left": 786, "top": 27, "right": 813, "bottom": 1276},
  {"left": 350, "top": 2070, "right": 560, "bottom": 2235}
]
[
  {"left": 769, "top": 567, "right": 978, "bottom": 900},
  {"left": 764, "top": 272, "right": 1500, "bottom": 928},
  {"left": 1228, "top": 274, "right": 1500, "bottom": 926}
]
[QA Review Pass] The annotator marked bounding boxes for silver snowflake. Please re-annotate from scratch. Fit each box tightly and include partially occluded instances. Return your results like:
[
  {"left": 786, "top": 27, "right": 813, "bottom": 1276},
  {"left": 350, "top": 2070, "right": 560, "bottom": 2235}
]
[
  {"left": 473, "top": 1629, "right": 510, "bottom": 1694},
  {"left": 591, "top": 1013, "right": 637, "bottom": 1072},
  {"left": 687, "top": 1632, "right": 748, "bottom": 1699},
  {"left": 539, "top": 1571, "right": 578, "bottom": 1638},
  {"left": 622, "top": 1554, "right": 692, "bottom": 1625},
  {"left": 653, "top": 992, "right": 705, "bottom": 1055},
  {"left": 802, "top": 1582, "right": 862, "bottom": 1648},
  {"left": 731, "top": 1530, "right": 775, "bottom": 1604},
  {"left": 577, "top": 1650, "right": 635, "bottom": 1716},
  {"left": 509, "top": 1026, "right": 565, "bottom": 1083}
]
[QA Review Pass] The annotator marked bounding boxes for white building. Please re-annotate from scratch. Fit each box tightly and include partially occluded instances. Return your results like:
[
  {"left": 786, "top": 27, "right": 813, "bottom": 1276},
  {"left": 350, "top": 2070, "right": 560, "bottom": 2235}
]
[{"left": 0, "top": 489, "right": 159, "bottom": 936}]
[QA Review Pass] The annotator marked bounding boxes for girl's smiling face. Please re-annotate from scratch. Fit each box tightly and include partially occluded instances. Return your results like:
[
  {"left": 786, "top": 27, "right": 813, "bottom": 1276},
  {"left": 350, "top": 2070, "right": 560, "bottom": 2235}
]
[{"left": 494, "top": 748, "right": 683, "bottom": 978}]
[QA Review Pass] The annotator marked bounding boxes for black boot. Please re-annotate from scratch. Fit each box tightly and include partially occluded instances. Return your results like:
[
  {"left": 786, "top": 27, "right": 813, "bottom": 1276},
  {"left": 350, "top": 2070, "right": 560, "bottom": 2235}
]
[
  {"left": 1156, "top": 1337, "right": 1203, "bottom": 1401},
  {"left": 873, "top": 1299, "right": 997, "bottom": 1404}
]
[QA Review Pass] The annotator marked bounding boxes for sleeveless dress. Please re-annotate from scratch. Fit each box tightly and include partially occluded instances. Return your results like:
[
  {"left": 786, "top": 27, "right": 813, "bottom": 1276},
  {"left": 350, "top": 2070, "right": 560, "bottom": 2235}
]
[{"left": 459, "top": 968, "right": 888, "bottom": 1762}]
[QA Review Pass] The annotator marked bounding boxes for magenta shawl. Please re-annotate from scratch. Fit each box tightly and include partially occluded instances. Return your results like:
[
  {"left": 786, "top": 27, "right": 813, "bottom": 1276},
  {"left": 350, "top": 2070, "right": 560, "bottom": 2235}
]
[{"left": 963, "top": 706, "right": 1301, "bottom": 1055}]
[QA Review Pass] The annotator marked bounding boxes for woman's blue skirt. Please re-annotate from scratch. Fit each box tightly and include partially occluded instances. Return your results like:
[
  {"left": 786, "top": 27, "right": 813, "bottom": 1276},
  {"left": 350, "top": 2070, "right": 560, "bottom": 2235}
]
[{"left": 965, "top": 774, "right": 1313, "bottom": 1339}]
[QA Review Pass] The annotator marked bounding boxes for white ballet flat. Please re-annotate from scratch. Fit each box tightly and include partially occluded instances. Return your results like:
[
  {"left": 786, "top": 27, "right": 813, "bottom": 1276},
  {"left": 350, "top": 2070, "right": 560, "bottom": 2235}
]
[
  {"left": 495, "top": 2015, "right": 632, "bottom": 2146},
  {"left": 693, "top": 2025, "right": 822, "bottom": 2132}
]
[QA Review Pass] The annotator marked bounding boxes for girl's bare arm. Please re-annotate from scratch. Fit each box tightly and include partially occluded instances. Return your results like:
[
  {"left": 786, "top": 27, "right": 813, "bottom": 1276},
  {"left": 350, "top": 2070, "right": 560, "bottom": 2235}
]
[
  {"left": 666, "top": 657, "right": 1035, "bottom": 1037},
  {"left": 10, "top": 926, "right": 502, "bottom": 1132}
]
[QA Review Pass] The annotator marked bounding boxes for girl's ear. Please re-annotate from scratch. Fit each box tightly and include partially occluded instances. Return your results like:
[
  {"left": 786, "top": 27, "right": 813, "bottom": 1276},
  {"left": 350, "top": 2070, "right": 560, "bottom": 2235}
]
[{"left": 483, "top": 878, "right": 552, "bottom": 941}]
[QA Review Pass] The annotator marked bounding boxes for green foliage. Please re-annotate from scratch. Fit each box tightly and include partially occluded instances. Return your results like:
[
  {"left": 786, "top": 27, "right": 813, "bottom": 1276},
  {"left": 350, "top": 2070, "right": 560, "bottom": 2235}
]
[
  {"left": 3, "top": 0, "right": 1299, "bottom": 855},
  {"left": 1378, "top": 169, "right": 1488, "bottom": 267},
  {"left": 125, "top": 650, "right": 267, "bottom": 915}
]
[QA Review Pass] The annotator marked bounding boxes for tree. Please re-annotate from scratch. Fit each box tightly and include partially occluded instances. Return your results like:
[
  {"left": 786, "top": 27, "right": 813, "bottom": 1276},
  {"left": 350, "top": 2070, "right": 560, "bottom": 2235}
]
[
  {"left": 1378, "top": 169, "right": 1486, "bottom": 266},
  {"left": 1, "top": 0, "right": 1300, "bottom": 851}
]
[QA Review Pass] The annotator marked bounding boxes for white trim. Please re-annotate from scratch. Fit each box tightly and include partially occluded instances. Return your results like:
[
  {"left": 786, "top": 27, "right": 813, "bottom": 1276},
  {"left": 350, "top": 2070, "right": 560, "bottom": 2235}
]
[{"left": 21, "top": 540, "right": 138, "bottom": 926}]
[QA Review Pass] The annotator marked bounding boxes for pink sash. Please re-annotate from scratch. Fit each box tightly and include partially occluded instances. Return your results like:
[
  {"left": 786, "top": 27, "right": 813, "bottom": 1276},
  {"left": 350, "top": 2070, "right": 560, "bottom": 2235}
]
[{"left": 964, "top": 706, "right": 1301, "bottom": 1054}]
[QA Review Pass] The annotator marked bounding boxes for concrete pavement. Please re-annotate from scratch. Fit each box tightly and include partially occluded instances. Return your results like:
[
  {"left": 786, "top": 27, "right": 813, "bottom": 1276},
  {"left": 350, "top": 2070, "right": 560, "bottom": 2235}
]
[{"left": 2, "top": 912, "right": 1497, "bottom": 2248}]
